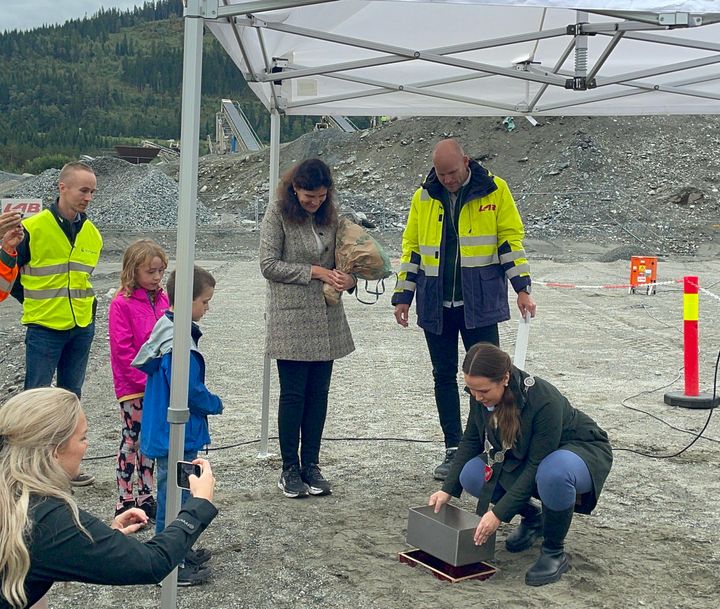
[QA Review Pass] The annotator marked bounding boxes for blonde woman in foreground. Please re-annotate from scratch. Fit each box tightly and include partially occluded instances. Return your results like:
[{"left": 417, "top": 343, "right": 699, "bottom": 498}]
[{"left": 0, "top": 388, "right": 218, "bottom": 609}]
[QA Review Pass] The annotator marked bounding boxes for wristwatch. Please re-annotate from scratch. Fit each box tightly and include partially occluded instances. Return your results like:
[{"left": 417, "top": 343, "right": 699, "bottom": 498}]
[{"left": 520, "top": 285, "right": 531, "bottom": 295}]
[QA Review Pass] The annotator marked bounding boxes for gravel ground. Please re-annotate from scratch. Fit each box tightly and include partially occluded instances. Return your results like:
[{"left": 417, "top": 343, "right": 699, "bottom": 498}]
[{"left": 1, "top": 234, "right": 719, "bottom": 609}]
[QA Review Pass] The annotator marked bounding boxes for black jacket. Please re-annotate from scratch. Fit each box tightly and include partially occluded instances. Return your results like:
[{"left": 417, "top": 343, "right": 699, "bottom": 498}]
[
  {"left": 442, "top": 367, "right": 613, "bottom": 522},
  {"left": 0, "top": 496, "right": 217, "bottom": 609}
]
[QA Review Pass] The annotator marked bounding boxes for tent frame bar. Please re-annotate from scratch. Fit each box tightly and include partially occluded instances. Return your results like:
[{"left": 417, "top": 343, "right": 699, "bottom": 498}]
[{"left": 535, "top": 70, "right": 720, "bottom": 110}]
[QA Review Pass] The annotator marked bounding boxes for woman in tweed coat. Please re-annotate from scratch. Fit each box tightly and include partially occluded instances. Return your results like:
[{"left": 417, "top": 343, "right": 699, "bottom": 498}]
[{"left": 259, "top": 159, "right": 355, "bottom": 499}]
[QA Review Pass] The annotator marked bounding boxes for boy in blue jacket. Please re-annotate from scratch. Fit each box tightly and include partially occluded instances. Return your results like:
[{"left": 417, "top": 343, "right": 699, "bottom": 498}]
[{"left": 132, "top": 265, "right": 222, "bottom": 586}]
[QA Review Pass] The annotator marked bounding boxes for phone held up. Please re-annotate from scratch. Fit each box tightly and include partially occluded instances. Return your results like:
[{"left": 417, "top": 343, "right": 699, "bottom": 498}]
[{"left": 176, "top": 461, "right": 202, "bottom": 490}]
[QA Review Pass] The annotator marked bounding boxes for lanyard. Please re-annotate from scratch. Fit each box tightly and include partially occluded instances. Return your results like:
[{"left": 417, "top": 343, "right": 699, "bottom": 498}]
[{"left": 483, "top": 428, "right": 507, "bottom": 482}]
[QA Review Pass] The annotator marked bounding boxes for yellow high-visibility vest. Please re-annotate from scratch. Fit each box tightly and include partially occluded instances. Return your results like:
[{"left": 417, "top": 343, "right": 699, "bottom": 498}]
[{"left": 21, "top": 209, "right": 102, "bottom": 329}]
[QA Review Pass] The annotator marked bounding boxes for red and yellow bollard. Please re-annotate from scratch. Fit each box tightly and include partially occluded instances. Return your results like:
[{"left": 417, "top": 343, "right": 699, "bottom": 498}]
[{"left": 664, "top": 276, "right": 719, "bottom": 409}]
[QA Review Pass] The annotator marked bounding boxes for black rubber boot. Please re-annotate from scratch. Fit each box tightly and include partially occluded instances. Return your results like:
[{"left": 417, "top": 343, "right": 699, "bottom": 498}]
[
  {"left": 505, "top": 501, "right": 543, "bottom": 553},
  {"left": 525, "top": 506, "right": 574, "bottom": 586}
]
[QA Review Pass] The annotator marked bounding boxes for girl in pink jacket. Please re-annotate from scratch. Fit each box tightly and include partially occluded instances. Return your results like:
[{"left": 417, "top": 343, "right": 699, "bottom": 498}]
[{"left": 109, "top": 239, "right": 169, "bottom": 519}]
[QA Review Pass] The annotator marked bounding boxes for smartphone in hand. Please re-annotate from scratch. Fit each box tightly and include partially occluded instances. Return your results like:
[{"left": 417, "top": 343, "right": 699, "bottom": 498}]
[{"left": 176, "top": 461, "right": 202, "bottom": 489}]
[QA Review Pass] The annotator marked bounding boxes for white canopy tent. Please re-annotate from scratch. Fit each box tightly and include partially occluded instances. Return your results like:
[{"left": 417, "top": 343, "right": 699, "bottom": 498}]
[
  {"left": 164, "top": 2, "right": 720, "bottom": 603},
  {"left": 206, "top": 0, "right": 720, "bottom": 116}
]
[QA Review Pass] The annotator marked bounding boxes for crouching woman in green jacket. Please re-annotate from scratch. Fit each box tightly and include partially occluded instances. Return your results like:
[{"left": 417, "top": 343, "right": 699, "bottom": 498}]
[
  {"left": 0, "top": 388, "right": 218, "bottom": 609},
  {"left": 429, "top": 342, "right": 612, "bottom": 586}
]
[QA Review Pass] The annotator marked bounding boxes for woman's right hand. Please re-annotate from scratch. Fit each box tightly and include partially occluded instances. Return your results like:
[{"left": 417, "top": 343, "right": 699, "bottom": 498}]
[
  {"left": 189, "top": 458, "right": 215, "bottom": 502},
  {"left": 428, "top": 490, "right": 452, "bottom": 513},
  {"left": 311, "top": 264, "right": 334, "bottom": 285}
]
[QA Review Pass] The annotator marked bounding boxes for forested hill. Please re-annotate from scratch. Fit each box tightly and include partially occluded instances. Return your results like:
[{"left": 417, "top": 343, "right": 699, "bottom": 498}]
[{"left": 0, "top": 0, "right": 317, "bottom": 173}]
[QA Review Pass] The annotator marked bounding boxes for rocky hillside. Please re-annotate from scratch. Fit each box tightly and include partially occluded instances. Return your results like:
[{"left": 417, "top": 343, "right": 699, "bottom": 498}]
[
  {"left": 3, "top": 115, "right": 720, "bottom": 256},
  {"left": 184, "top": 114, "right": 720, "bottom": 256}
]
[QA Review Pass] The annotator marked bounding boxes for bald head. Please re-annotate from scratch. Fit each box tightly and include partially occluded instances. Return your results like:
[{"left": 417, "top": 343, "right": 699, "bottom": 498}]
[
  {"left": 432, "top": 139, "right": 469, "bottom": 193},
  {"left": 57, "top": 161, "right": 97, "bottom": 221}
]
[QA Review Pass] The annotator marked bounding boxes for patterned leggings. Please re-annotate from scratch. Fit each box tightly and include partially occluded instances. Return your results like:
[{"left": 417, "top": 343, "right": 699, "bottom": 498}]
[{"left": 116, "top": 397, "right": 154, "bottom": 507}]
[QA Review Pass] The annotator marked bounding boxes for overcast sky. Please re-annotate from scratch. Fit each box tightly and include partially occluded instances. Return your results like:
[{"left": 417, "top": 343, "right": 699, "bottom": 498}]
[{"left": 2, "top": 1, "right": 148, "bottom": 33}]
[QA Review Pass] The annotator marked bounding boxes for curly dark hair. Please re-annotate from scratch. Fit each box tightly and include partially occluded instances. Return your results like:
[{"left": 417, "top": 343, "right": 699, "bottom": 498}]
[{"left": 277, "top": 158, "right": 337, "bottom": 226}]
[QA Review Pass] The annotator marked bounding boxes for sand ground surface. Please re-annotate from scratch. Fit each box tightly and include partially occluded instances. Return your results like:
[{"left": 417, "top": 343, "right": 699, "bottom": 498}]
[{"left": 2, "top": 233, "right": 719, "bottom": 609}]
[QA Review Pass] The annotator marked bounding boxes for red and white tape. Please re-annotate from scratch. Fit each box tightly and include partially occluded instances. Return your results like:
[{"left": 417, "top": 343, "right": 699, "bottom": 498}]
[
  {"left": 534, "top": 279, "right": 720, "bottom": 305},
  {"left": 534, "top": 280, "right": 680, "bottom": 290}
]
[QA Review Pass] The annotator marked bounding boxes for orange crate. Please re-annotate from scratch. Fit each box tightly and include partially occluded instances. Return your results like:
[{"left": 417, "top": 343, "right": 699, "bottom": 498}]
[{"left": 629, "top": 256, "right": 658, "bottom": 295}]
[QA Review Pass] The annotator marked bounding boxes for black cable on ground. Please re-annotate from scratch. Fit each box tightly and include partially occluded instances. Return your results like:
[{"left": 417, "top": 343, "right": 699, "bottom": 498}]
[
  {"left": 83, "top": 435, "right": 436, "bottom": 461},
  {"left": 615, "top": 348, "right": 720, "bottom": 458}
]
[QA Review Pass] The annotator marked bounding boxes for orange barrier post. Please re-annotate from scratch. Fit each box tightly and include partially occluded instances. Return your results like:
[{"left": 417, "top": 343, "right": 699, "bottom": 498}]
[{"left": 664, "top": 276, "right": 719, "bottom": 409}]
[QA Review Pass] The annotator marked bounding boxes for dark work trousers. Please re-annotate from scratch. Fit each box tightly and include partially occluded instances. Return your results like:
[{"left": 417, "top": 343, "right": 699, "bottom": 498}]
[
  {"left": 24, "top": 322, "right": 95, "bottom": 399},
  {"left": 424, "top": 306, "right": 499, "bottom": 448},
  {"left": 276, "top": 359, "right": 334, "bottom": 469}
]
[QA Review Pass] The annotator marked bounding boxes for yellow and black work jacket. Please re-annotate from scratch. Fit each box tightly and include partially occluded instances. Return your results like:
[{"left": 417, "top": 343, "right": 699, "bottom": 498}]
[
  {"left": 20, "top": 208, "right": 102, "bottom": 329},
  {"left": 392, "top": 160, "right": 530, "bottom": 334}
]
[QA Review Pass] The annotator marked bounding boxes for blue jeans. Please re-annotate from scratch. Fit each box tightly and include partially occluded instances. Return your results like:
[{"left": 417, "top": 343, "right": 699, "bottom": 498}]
[
  {"left": 24, "top": 322, "right": 95, "bottom": 399},
  {"left": 155, "top": 451, "right": 197, "bottom": 535},
  {"left": 459, "top": 449, "right": 593, "bottom": 511},
  {"left": 424, "top": 307, "right": 499, "bottom": 448}
]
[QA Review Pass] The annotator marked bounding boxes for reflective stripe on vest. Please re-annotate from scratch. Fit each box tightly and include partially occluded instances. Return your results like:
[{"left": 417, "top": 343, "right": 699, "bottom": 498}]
[{"left": 21, "top": 210, "right": 102, "bottom": 330}]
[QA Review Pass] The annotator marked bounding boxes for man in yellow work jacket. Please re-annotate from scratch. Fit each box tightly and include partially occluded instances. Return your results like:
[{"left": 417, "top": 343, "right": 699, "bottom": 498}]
[
  {"left": 12, "top": 162, "right": 102, "bottom": 486},
  {"left": 392, "top": 139, "right": 536, "bottom": 481}
]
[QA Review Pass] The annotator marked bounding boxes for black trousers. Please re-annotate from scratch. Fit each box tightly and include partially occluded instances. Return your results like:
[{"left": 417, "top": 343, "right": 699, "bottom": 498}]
[
  {"left": 276, "top": 359, "right": 334, "bottom": 469},
  {"left": 423, "top": 306, "right": 499, "bottom": 448}
]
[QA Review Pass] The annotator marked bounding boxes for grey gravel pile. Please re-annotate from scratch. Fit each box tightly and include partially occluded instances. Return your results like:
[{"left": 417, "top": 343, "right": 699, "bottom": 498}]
[{"left": 3, "top": 157, "right": 217, "bottom": 230}]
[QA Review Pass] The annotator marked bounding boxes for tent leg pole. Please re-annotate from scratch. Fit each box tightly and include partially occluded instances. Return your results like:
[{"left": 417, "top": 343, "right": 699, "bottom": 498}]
[
  {"left": 259, "top": 106, "right": 281, "bottom": 458},
  {"left": 161, "top": 3, "right": 203, "bottom": 607}
]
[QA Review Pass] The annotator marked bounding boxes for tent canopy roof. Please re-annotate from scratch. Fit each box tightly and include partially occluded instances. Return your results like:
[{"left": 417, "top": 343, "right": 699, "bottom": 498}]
[{"left": 205, "top": 0, "right": 720, "bottom": 116}]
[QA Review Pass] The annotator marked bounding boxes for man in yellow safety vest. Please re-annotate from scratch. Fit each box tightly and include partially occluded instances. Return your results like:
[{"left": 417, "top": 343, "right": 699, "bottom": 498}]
[
  {"left": 12, "top": 161, "right": 103, "bottom": 486},
  {"left": 392, "top": 139, "right": 536, "bottom": 481}
]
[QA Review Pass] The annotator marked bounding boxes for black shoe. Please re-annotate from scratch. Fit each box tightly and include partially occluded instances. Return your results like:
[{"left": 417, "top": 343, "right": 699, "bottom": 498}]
[
  {"left": 506, "top": 504, "right": 543, "bottom": 553},
  {"left": 301, "top": 464, "right": 332, "bottom": 496},
  {"left": 525, "top": 545, "right": 570, "bottom": 586},
  {"left": 138, "top": 497, "right": 157, "bottom": 522},
  {"left": 114, "top": 499, "right": 136, "bottom": 518},
  {"left": 71, "top": 471, "right": 96, "bottom": 487},
  {"left": 177, "top": 564, "right": 211, "bottom": 587},
  {"left": 433, "top": 448, "right": 457, "bottom": 481},
  {"left": 186, "top": 547, "right": 212, "bottom": 567},
  {"left": 278, "top": 464, "right": 310, "bottom": 498}
]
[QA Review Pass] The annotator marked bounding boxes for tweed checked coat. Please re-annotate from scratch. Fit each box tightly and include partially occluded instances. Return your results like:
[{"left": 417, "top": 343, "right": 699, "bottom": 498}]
[{"left": 259, "top": 200, "right": 355, "bottom": 361}]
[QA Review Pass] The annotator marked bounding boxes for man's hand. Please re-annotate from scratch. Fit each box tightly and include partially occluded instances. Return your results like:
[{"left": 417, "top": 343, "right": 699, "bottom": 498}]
[
  {"left": 517, "top": 291, "right": 536, "bottom": 318},
  {"left": 0, "top": 211, "right": 22, "bottom": 240},
  {"left": 394, "top": 304, "right": 409, "bottom": 327},
  {"left": 2, "top": 226, "right": 24, "bottom": 251}
]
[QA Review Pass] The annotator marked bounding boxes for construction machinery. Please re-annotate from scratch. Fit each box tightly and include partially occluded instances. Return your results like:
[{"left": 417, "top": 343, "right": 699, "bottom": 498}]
[{"left": 214, "top": 99, "right": 263, "bottom": 154}]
